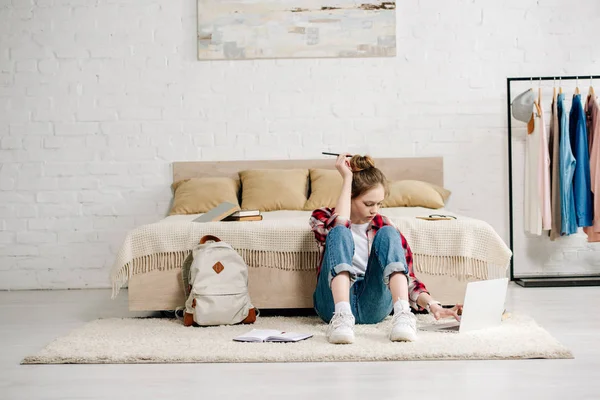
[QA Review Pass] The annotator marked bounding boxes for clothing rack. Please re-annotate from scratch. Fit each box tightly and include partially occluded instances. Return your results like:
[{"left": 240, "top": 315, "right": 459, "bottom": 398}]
[{"left": 507, "top": 75, "right": 600, "bottom": 287}]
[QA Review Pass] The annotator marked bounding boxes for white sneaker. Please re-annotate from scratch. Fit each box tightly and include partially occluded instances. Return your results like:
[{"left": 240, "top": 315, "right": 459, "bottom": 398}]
[
  {"left": 390, "top": 309, "right": 418, "bottom": 342},
  {"left": 327, "top": 312, "right": 355, "bottom": 344}
]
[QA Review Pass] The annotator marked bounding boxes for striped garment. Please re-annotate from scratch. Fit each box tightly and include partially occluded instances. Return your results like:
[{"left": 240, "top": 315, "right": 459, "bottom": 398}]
[{"left": 309, "top": 207, "right": 429, "bottom": 310}]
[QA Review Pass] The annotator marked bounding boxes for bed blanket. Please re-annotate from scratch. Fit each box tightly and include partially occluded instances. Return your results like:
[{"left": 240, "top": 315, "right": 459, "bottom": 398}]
[{"left": 109, "top": 213, "right": 511, "bottom": 298}]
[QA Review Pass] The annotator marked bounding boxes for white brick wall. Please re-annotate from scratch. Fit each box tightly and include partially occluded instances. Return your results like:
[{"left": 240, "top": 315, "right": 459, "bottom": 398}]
[{"left": 1, "top": 0, "right": 600, "bottom": 289}]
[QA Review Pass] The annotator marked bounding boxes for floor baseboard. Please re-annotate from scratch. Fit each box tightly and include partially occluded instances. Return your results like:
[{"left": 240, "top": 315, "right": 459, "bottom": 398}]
[{"left": 515, "top": 276, "right": 600, "bottom": 288}]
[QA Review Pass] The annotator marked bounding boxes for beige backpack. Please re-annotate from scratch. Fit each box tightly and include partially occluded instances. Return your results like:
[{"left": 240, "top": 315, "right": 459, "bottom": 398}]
[{"left": 182, "top": 235, "right": 257, "bottom": 327}]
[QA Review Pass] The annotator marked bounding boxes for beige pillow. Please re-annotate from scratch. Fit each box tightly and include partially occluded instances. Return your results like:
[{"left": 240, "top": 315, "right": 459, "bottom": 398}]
[
  {"left": 304, "top": 169, "right": 343, "bottom": 210},
  {"left": 382, "top": 180, "right": 451, "bottom": 209},
  {"left": 429, "top": 182, "right": 451, "bottom": 202},
  {"left": 239, "top": 169, "right": 309, "bottom": 211},
  {"left": 169, "top": 177, "right": 240, "bottom": 215}
]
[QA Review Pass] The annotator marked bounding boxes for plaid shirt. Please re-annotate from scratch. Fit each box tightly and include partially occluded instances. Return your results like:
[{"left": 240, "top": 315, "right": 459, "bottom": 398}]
[{"left": 309, "top": 207, "right": 429, "bottom": 310}]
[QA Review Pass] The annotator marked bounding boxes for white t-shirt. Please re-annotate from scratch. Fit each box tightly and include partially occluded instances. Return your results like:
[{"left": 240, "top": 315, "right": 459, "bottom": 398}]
[{"left": 351, "top": 222, "right": 370, "bottom": 275}]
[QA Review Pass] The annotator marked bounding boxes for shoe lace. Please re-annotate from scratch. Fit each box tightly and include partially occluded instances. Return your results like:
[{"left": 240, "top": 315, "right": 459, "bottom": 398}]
[
  {"left": 329, "top": 312, "right": 354, "bottom": 332},
  {"left": 392, "top": 310, "right": 416, "bottom": 328}
]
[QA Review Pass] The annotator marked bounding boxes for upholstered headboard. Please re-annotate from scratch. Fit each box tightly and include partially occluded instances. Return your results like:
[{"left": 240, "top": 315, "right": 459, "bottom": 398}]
[{"left": 172, "top": 157, "right": 444, "bottom": 186}]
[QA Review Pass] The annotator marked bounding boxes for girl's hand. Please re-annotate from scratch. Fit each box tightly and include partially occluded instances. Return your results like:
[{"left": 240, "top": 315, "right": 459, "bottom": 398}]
[
  {"left": 336, "top": 153, "right": 353, "bottom": 181},
  {"left": 430, "top": 303, "right": 462, "bottom": 321}
]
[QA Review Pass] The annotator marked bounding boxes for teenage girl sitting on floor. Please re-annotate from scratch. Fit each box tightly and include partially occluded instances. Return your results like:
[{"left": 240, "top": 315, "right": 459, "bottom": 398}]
[{"left": 309, "top": 154, "right": 462, "bottom": 344}]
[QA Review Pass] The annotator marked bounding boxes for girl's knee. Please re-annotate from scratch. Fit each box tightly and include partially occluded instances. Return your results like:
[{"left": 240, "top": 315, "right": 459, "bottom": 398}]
[
  {"left": 373, "top": 226, "right": 401, "bottom": 249},
  {"left": 326, "top": 225, "right": 353, "bottom": 244},
  {"left": 375, "top": 225, "right": 398, "bottom": 239}
]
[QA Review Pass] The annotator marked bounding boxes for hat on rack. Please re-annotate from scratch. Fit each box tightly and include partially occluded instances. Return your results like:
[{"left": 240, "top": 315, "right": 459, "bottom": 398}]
[{"left": 511, "top": 88, "right": 535, "bottom": 123}]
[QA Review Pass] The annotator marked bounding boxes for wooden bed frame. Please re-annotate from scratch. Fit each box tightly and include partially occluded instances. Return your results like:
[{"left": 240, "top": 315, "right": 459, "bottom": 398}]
[{"left": 128, "top": 157, "right": 471, "bottom": 311}]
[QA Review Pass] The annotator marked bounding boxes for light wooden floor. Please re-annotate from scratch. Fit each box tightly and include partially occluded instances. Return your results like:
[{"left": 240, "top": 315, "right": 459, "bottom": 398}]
[{"left": 1, "top": 284, "right": 599, "bottom": 400}]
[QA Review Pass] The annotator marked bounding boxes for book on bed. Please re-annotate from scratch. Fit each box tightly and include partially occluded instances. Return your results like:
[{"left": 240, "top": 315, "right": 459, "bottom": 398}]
[
  {"left": 192, "top": 202, "right": 240, "bottom": 223},
  {"left": 233, "top": 329, "right": 312, "bottom": 343},
  {"left": 230, "top": 210, "right": 260, "bottom": 217},
  {"left": 222, "top": 214, "right": 263, "bottom": 222}
]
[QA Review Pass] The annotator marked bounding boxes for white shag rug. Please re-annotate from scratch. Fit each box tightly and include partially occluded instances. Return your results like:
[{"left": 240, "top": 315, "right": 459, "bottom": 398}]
[{"left": 22, "top": 313, "right": 572, "bottom": 364}]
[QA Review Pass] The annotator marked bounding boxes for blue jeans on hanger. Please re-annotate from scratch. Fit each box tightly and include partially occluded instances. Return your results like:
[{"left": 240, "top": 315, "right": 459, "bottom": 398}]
[{"left": 313, "top": 225, "right": 409, "bottom": 324}]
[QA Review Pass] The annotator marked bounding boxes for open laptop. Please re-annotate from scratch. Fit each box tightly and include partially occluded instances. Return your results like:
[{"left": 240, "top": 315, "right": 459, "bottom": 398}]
[{"left": 420, "top": 278, "right": 509, "bottom": 333}]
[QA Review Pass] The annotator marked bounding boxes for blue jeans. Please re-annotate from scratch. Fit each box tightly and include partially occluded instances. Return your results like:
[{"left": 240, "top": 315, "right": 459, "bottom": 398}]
[{"left": 313, "top": 225, "right": 409, "bottom": 324}]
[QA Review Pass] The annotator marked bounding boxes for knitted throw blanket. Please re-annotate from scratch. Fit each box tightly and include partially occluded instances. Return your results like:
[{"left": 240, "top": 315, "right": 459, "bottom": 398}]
[{"left": 109, "top": 215, "right": 512, "bottom": 298}]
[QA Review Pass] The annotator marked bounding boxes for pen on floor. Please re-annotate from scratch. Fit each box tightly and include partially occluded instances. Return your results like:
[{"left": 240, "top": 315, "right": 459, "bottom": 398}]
[{"left": 322, "top": 152, "right": 353, "bottom": 157}]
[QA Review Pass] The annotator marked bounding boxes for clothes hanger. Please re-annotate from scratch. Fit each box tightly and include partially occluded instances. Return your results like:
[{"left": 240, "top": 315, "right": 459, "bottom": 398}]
[
  {"left": 590, "top": 76, "right": 595, "bottom": 98},
  {"left": 553, "top": 77, "right": 557, "bottom": 99},
  {"left": 559, "top": 76, "right": 563, "bottom": 94},
  {"left": 575, "top": 76, "right": 580, "bottom": 95},
  {"left": 526, "top": 75, "right": 536, "bottom": 134},
  {"left": 534, "top": 78, "right": 542, "bottom": 115}
]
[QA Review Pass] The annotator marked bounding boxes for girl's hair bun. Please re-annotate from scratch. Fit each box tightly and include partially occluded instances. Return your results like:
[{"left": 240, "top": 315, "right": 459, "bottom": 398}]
[{"left": 349, "top": 155, "right": 375, "bottom": 173}]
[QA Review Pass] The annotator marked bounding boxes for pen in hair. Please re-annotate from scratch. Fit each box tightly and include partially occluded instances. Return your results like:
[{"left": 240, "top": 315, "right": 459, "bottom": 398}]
[{"left": 322, "top": 152, "right": 352, "bottom": 157}]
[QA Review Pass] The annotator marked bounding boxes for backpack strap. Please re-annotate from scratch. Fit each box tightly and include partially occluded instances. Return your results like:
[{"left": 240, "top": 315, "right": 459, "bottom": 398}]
[
  {"left": 181, "top": 235, "right": 222, "bottom": 304},
  {"left": 181, "top": 235, "right": 222, "bottom": 310},
  {"left": 241, "top": 307, "right": 259, "bottom": 324},
  {"left": 199, "top": 235, "right": 221, "bottom": 244},
  {"left": 181, "top": 251, "right": 194, "bottom": 298}
]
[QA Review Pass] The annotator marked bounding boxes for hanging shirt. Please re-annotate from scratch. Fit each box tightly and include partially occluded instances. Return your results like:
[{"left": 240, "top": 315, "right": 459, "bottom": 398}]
[
  {"left": 558, "top": 93, "right": 578, "bottom": 235},
  {"left": 351, "top": 222, "right": 370, "bottom": 275},
  {"left": 584, "top": 94, "right": 600, "bottom": 241},
  {"left": 525, "top": 108, "right": 542, "bottom": 235},
  {"left": 549, "top": 92, "right": 563, "bottom": 240},
  {"left": 587, "top": 93, "right": 596, "bottom": 153},
  {"left": 538, "top": 96, "right": 552, "bottom": 231},
  {"left": 569, "top": 94, "right": 593, "bottom": 227}
]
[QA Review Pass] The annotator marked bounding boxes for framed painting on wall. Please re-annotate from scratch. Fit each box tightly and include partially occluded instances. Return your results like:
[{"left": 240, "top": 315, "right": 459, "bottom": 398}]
[{"left": 197, "top": 0, "right": 396, "bottom": 60}]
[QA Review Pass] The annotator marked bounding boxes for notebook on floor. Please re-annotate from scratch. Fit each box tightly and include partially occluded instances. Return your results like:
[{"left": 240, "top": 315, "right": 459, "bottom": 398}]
[
  {"left": 233, "top": 329, "right": 313, "bottom": 343},
  {"left": 419, "top": 278, "right": 509, "bottom": 333}
]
